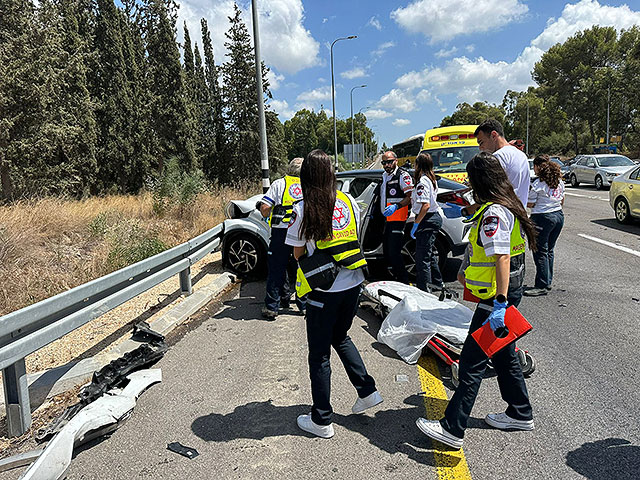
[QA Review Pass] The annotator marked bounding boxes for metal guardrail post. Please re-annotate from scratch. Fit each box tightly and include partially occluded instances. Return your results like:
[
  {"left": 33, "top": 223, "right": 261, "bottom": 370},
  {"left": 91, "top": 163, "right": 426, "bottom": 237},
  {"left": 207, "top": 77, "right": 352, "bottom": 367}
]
[
  {"left": 2, "top": 358, "right": 31, "bottom": 436},
  {"left": 179, "top": 267, "right": 192, "bottom": 296}
]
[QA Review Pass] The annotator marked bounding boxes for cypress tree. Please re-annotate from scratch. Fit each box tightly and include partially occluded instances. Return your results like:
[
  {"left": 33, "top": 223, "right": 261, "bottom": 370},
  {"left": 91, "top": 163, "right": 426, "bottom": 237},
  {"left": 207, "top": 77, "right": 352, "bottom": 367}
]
[
  {"left": 201, "top": 19, "right": 225, "bottom": 181},
  {"left": 220, "top": 3, "right": 271, "bottom": 183},
  {"left": 142, "top": 0, "right": 196, "bottom": 172}
]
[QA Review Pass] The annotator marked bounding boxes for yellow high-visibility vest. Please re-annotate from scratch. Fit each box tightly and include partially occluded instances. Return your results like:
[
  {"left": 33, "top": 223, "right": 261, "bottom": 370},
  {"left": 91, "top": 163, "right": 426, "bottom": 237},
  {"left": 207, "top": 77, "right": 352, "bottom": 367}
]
[
  {"left": 269, "top": 175, "right": 302, "bottom": 226},
  {"left": 464, "top": 202, "right": 525, "bottom": 300},
  {"left": 296, "top": 191, "right": 367, "bottom": 297}
]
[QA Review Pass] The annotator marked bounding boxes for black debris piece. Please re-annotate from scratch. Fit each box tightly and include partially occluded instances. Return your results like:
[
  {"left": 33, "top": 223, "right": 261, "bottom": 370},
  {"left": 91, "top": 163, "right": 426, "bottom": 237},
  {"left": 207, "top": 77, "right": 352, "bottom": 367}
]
[{"left": 167, "top": 442, "right": 199, "bottom": 459}]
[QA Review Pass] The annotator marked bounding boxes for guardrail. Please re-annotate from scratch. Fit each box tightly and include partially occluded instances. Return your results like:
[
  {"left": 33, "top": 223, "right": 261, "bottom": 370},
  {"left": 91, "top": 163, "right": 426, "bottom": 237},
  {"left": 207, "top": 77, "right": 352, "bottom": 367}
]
[{"left": 0, "top": 223, "right": 224, "bottom": 437}]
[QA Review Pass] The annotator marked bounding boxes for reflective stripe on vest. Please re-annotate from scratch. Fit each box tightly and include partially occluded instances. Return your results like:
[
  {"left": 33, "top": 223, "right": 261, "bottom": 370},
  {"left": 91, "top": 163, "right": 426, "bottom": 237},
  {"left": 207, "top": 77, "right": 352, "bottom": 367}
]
[
  {"left": 269, "top": 175, "right": 302, "bottom": 227},
  {"left": 464, "top": 202, "right": 526, "bottom": 300},
  {"left": 296, "top": 191, "right": 367, "bottom": 297}
]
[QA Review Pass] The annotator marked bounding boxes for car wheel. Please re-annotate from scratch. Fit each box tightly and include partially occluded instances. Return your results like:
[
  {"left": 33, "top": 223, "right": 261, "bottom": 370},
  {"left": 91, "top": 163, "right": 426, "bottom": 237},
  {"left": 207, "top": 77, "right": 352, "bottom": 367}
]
[
  {"left": 223, "top": 233, "right": 266, "bottom": 277},
  {"left": 401, "top": 236, "right": 448, "bottom": 281},
  {"left": 615, "top": 197, "right": 632, "bottom": 224},
  {"left": 595, "top": 175, "right": 603, "bottom": 190},
  {"left": 570, "top": 174, "right": 579, "bottom": 187},
  {"left": 401, "top": 238, "right": 417, "bottom": 281}
]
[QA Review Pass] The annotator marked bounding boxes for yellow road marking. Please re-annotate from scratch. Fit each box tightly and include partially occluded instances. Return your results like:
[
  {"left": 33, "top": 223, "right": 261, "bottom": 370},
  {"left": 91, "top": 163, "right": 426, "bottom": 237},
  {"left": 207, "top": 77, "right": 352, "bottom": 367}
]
[{"left": 418, "top": 355, "right": 473, "bottom": 480}]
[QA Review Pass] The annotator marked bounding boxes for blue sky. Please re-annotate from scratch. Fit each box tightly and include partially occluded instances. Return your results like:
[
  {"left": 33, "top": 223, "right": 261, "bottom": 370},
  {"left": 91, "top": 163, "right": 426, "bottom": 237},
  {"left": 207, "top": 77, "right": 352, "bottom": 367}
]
[{"left": 176, "top": 0, "right": 640, "bottom": 148}]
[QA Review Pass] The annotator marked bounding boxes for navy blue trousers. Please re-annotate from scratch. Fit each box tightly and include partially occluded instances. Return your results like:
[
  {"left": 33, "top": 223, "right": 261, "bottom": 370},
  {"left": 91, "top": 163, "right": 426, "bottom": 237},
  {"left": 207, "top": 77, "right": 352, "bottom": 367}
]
[
  {"left": 264, "top": 228, "right": 296, "bottom": 312},
  {"left": 415, "top": 211, "right": 443, "bottom": 291},
  {"left": 383, "top": 221, "right": 409, "bottom": 283},
  {"left": 305, "top": 285, "right": 377, "bottom": 425},
  {"left": 531, "top": 210, "right": 564, "bottom": 288}
]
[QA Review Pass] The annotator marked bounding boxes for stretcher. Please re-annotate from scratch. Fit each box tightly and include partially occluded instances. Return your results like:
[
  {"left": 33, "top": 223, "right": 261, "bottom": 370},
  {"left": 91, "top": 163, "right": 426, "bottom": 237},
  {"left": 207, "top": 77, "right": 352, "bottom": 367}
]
[{"left": 361, "top": 281, "right": 536, "bottom": 387}]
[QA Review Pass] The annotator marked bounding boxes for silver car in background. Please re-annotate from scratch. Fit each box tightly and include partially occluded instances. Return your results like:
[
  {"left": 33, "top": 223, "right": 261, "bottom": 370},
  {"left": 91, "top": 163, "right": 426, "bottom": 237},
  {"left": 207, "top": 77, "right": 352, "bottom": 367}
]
[
  {"left": 221, "top": 169, "right": 473, "bottom": 278},
  {"left": 568, "top": 154, "right": 636, "bottom": 190}
]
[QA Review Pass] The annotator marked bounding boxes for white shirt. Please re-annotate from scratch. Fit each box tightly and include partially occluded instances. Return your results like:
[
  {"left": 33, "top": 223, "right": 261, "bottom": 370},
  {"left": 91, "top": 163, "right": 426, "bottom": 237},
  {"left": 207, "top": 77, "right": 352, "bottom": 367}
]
[
  {"left": 478, "top": 204, "right": 516, "bottom": 257},
  {"left": 260, "top": 177, "right": 303, "bottom": 229},
  {"left": 493, "top": 145, "right": 530, "bottom": 208},
  {"left": 411, "top": 175, "right": 439, "bottom": 215},
  {"left": 381, "top": 167, "right": 413, "bottom": 214},
  {"left": 285, "top": 193, "right": 365, "bottom": 292},
  {"left": 528, "top": 178, "right": 564, "bottom": 214}
]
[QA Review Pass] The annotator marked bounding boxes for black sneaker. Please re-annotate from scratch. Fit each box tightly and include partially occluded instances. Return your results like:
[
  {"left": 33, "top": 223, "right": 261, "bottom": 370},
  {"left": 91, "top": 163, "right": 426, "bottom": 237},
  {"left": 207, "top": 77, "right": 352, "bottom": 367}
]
[{"left": 261, "top": 307, "right": 278, "bottom": 320}]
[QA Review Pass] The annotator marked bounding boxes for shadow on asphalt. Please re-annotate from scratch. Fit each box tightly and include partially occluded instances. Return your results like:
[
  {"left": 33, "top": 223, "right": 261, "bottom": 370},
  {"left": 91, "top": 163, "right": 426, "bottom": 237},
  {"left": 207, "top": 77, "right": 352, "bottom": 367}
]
[
  {"left": 190, "top": 395, "right": 470, "bottom": 467},
  {"left": 591, "top": 218, "right": 640, "bottom": 235},
  {"left": 566, "top": 438, "right": 640, "bottom": 480},
  {"left": 211, "top": 280, "right": 272, "bottom": 322}
]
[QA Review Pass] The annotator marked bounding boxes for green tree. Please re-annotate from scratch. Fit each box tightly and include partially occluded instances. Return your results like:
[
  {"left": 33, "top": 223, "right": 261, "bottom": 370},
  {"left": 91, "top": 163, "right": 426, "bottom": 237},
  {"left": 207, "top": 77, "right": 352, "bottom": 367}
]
[
  {"left": 440, "top": 101, "right": 505, "bottom": 127},
  {"left": 200, "top": 19, "right": 225, "bottom": 180},
  {"left": 142, "top": 0, "right": 196, "bottom": 172},
  {"left": 220, "top": 3, "right": 271, "bottom": 183}
]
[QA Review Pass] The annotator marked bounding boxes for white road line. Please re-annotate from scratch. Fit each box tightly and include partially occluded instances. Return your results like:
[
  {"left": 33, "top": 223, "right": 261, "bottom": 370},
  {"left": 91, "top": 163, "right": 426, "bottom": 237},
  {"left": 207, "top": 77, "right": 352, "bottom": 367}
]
[
  {"left": 578, "top": 233, "right": 640, "bottom": 258},
  {"left": 565, "top": 192, "right": 609, "bottom": 201}
]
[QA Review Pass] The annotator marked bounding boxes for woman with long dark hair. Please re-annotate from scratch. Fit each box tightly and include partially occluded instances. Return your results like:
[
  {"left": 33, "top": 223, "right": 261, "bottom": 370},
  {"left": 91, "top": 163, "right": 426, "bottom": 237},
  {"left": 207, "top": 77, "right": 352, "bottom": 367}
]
[
  {"left": 285, "top": 149, "right": 381, "bottom": 439},
  {"left": 411, "top": 152, "right": 443, "bottom": 291},
  {"left": 524, "top": 154, "right": 565, "bottom": 297},
  {"left": 416, "top": 152, "right": 537, "bottom": 449}
]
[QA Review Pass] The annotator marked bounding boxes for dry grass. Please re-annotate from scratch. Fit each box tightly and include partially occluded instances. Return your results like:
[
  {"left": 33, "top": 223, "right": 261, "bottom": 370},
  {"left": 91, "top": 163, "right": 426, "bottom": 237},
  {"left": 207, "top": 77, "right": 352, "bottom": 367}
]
[{"left": 0, "top": 183, "right": 257, "bottom": 316}]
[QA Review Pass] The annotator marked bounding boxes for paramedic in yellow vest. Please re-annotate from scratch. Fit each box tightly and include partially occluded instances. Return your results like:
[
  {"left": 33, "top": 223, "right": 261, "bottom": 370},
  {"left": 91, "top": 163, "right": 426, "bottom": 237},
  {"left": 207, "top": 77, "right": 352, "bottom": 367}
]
[
  {"left": 285, "top": 149, "right": 381, "bottom": 439},
  {"left": 380, "top": 151, "right": 413, "bottom": 284},
  {"left": 258, "top": 158, "right": 305, "bottom": 319},
  {"left": 416, "top": 152, "right": 538, "bottom": 449}
]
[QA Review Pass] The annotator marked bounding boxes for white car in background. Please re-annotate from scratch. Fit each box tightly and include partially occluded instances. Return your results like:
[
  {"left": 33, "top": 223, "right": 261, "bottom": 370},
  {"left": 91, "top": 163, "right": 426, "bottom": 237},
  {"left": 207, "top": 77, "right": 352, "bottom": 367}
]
[
  {"left": 221, "top": 169, "right": 474, "bottom": 278},
  {"left": 568, "top": 154, "right": 636, "bottom": 190}
]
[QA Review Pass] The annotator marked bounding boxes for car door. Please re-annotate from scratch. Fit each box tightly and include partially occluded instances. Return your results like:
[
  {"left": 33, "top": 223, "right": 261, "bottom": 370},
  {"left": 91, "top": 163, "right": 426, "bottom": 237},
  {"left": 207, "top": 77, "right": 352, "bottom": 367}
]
[
  {"left": 572, "top": 157, "right": 586, "bottom": 181},
  {"left": 628, "top": 167, "right": 640, "bottom": 216},
  {"left": 586, "top": 157, "right": 598, "bottom": 184}
]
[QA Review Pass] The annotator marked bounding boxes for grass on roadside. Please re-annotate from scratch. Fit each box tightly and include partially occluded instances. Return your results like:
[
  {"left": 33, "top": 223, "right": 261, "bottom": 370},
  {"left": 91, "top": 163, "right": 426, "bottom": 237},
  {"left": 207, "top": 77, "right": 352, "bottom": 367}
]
[{"left": 0, "top": 182, "right": 258, "bottom": 316}]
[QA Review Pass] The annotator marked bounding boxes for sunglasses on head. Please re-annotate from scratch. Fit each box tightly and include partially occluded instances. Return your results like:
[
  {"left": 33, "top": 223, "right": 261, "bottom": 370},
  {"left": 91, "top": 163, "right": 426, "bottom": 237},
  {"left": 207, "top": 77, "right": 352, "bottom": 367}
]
[{"left": 381, "top": 159, "right": 395, "bottom": 165}]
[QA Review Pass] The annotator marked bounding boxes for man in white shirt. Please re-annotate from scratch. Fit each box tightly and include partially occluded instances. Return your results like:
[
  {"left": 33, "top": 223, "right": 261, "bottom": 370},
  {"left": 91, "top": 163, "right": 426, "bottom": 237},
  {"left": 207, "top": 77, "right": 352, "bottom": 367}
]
[{"left": 474, "top": 119, "right": 530, "bottom": 208}]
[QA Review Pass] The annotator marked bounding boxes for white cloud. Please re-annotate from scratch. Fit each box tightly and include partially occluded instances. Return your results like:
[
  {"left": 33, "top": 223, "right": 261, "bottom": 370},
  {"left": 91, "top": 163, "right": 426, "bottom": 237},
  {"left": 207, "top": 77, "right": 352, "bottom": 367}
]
[
  {"left": 368, "top": 16, "right": 382, "bottom": 31},
  {"left": 341, "top": 67, "right": 368, "bottom": 79},
  {"left": 393, "top": 118, "right": 411, "bottom": 126},
  {"left": 466, "top": 44, "right": 475, "bottom": 53},
  {"left": 366, "top": 109, "right": 393, "bottom": 119},
  {"left": 372, "top": 41, "right": 396, "bottom": 57},
  {"left": 177, "top": 0, "right": 320, "bottom": 75},
  {"left": 269, "top": 99, "right": 295, "bottom": 120},
  {"left": 435, "top": 47, "right": 458, "bottom": 58},
  {"left": 391, "top": 0, "right": 528, "bottom": 43},
  {"left": 322, "top": 18, "right": 328, "bottom": 24},
  {"left": 297, "top": 86, "right": 332, "bottom": 103},
  {"left": 394, "top": 0, "right": 640, "bottom": 105},
  {"left": 267, "top": 70, "right": 284, "bottom": 90},
  {"left": 377, "top": 88, "right": 417, "bottom": 113}
]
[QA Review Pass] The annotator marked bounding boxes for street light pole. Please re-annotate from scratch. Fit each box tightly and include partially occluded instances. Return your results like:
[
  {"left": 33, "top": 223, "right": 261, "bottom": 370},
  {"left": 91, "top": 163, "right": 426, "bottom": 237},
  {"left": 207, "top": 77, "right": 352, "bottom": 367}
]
[
  {"left": 251, "top": 0, "right": 269, "bottom": 193},
  {"left": 526, "top": 100, "right": 529, "bottom": 157},
  {"left": 350, "top": 84, "right": 366, "bottom": 165},
  {"left": 358, "top": 107, "right": 370, "bottom": 168},
  {"left": 606, "top": 84, "right": 610, "bottom": 145},
  {"left": 331, "top": 35, "right": 357, "bottom": 169}
]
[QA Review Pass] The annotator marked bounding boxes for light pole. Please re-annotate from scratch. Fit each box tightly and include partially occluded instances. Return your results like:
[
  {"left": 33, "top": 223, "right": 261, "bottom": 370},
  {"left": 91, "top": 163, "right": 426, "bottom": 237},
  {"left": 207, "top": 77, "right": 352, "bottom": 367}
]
[
  {"left": 357, "top": 107, "right": 370, "bottom": 167},
  {"left": 525, "top": 100, "right": 529, "bottom": 157},
  {"left": 350, "top": 84, "right": 367, "bottom": 164},
  {"left": 331, "top": 35, "right": 357, "bottom": 169},
  {"left": 251, "top": 0, "right": 269, "bottom": 192},
  {"left": 606, "top": 84, "right": 610, "bottom": 145}
]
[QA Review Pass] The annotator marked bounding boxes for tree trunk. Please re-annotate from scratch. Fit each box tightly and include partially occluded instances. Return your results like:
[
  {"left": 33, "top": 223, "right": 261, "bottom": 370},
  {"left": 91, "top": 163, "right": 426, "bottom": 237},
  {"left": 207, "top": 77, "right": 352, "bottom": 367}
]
[{"left": 0, "top": 156, "right": 13, "bottom": 202}]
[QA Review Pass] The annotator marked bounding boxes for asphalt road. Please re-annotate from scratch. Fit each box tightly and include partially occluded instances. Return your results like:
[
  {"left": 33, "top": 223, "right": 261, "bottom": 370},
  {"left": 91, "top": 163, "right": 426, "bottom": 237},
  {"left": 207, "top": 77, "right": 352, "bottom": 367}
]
[{"left": 12, "top": 184, "right": 640, "bottom": 480}]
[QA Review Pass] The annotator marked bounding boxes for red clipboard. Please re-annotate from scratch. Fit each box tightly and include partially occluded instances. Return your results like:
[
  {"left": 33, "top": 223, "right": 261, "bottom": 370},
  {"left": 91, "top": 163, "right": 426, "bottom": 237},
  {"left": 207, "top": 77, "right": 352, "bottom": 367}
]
[{"left": 471, "top": 306, "right": 532, "bottom": 358}]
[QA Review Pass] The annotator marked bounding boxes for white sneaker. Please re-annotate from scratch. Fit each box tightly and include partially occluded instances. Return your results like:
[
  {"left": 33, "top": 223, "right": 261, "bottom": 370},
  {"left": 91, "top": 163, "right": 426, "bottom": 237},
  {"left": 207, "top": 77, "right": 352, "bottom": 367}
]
[
  {"left": 296, "top": 414, "right": 334, "bottom": 438},
  {"left": 351, "top": 390, "right": 383, "bottom": 414},
  {"left": 416, "top": 418, "right": 463, "bottom": 449},
  {"left": 485, "top": 412, "right": 534, "bottom": 431}
]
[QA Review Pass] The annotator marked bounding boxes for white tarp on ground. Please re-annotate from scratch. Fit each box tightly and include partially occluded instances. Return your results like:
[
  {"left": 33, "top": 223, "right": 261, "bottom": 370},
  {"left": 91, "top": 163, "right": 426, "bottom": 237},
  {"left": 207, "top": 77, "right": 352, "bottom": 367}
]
[{"left": 364, "top": 281, "right": 473, "bottom": 364}]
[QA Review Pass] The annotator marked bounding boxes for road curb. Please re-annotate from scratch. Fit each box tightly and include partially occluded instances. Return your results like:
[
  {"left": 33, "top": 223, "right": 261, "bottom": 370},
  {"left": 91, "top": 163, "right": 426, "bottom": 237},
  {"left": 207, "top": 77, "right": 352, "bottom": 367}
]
[{"left": 0, "top": 272, "right": 235, "bottom": 413}]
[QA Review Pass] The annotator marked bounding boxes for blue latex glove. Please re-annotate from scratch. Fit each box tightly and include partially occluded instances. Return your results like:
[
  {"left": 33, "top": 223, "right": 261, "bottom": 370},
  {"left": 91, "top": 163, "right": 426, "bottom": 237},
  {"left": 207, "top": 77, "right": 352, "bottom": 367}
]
[
  {"left": 442, "top": 204, "right": 464, "bottom": 219},
  {"left": 383, "top": 204, "right": 398, "bottom": 217},
  {"left": 262, "top": 216, "right": 270, "bottom": 224},
  {"left": 483, "top": 298, "right": 508, "bottom": 332},
  {"left": 410, "top": 223, "right": 419, "bottom": 239}
]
